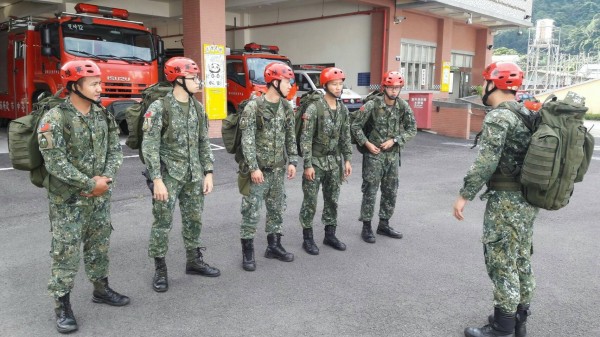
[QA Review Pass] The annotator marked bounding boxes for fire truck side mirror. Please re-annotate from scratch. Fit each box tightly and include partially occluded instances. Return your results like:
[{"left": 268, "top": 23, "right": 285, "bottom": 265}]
[
  {"left": 157, "top": 38, "right": 165, "bottom": 63},
  {"left": 249, "top": 70, "right": 255, "bottom": 81},
  {"left": 41, "top": 27, "right": 52, "bottom": 57}
]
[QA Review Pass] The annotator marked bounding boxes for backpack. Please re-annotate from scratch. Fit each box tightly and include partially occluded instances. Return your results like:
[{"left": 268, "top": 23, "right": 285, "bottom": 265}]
[
  {"left": 294, "top": 90, "right": 324, "bottom": 156},
  {"left": 495, "top": 92, "right": 594, "bottom": 210},
  {"left": 8, "top": 90, "right": 68, "bottom": 188},
  {"left": 125, "top": 82, "right": 173, "bottom": 151},
  {"left": 221, "top": 96, "right": 265, "bottom": 163},
  {"left": 125, "top": 82, "right": 204, "bottom": 163}
]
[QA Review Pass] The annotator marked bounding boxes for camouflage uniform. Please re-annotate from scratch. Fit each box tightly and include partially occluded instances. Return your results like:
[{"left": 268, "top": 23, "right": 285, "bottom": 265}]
[
  {"left": 239, "top": 98, "right": 298, "bottom": 239},
  {"left": 141, "top": 92, "right": 214, "bottom": 258},
  {"left": 459, "top": 102, "right": 539, "bottom": 313},
  {"left": 38, "top": 98, "right": 123, "bottom": 299},
  {"left": 350, "top": 96, "right": 417, "bottom": 222},
  {"left": 299, "top": 98, "right": 352, "bottom": 228}
]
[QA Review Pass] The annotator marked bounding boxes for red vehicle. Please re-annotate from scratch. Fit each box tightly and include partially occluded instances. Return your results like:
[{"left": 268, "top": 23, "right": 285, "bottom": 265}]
[
  {"left": 226, "top": 43, "right": 297, "bottom": 114},
  {"left": 0, "top": 3, "right": 164, "bottom": 131}
]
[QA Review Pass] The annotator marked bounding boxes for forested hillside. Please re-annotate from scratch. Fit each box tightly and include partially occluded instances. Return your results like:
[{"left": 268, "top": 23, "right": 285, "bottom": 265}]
[{"left": 493, "top": 0, "right": 600, "bottom": 55}]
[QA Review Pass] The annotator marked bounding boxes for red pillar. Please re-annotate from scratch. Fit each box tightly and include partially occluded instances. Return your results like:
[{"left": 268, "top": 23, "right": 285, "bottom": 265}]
[{"left": 473, "top": 28, "right": 493, "bottom": 86}]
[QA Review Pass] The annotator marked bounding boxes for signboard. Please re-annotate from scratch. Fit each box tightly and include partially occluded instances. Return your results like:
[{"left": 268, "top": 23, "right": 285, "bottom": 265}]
[
  {"left": 440, "top": 61, "right": 451, "bottom": 92},
  {"left": 408, "top": 92, "right": 432, "bottom": 129},
  {"left": 203, "top": 44, "right": 227, "bottom": 120}
]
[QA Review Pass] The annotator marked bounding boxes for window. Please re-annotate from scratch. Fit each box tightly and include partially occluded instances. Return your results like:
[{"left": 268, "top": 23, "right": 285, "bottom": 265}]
[
  {"left": 451, "top": 52, "right": 473, "bottom": 68},
  {"left": 14, "top": 40, "right": 24, "bottom": 59},
  {"left": 227, "top": 60, "right": 246, "bottom": 87},
  {"left": 399, "top": 41, "right": 436, "bottom": 91}
]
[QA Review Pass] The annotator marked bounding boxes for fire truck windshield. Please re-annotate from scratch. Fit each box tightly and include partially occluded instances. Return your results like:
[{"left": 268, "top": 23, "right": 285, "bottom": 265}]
[
  {"left": 246, "top": 58, "right": 294, "bottom": 85},
  {"left": 62, "top": 23, "right": 155, "bottom": 62}
]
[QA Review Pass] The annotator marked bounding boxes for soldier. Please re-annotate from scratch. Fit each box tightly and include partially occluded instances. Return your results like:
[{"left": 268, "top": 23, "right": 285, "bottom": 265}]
[
  {"left": 38, "top": 60, "right": 128, "bottom": 334},
  {"left": 142, "top": 57, "right": 219, "bottom": 293},
  {"left": 298, "top": 67, "right": 353, "bottom": 255},
  {"left": 238, "top": 62, "right": 298, "bottom": 271},
  {"left": 350, "top": 71, "right": 417, "bottom": 243},
  {"left": 453, "top": 62, "right": 537, "bottom": 337}
]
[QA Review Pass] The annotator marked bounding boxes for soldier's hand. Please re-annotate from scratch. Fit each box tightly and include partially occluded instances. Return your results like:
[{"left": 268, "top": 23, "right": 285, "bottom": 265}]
[
  {"left": 153, "top": 179, "right": 169, "bottom": 202},
  {"left": 203, "top": 173, "right": 213, "bottom": 195},
  {"left": 366, "top": 141, "right": 380, "bottom": 155},
  {"left": 287, "top": 164, "right": 296, "bottom": 180},
  {"left": 251, "top": 169, "right": 264, "bottom": 184},
  {"left": 380, "top": 139, "right": 395, "bottom": 151},
  {"left": 344, "top": 161, "right": 352, "bottom": 178},
  {"left": 453, "top": 196, "right": 468, "bottom": 221},
  {"left": 304, "top": 167, "right": 315, "bottom": 181},
  {"left": 82, "top": 176, "right": 111, "bottom": 197}
]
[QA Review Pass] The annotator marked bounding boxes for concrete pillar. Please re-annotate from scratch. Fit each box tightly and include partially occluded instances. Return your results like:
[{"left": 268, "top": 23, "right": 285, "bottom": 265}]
[
  {"left": 182, "top": 0, "right": 226, "bottom": 103},
  {"left": 434, "top": 18, "right": 453, "bottom": 85},
  {"left": 473, "top": 28, "right": 493, "bottom": 86}
]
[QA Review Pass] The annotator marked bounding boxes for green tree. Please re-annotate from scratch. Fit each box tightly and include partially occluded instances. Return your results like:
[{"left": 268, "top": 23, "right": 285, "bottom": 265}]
[{"left": 493, "top": 47, "right": 520, "bottom": 55}]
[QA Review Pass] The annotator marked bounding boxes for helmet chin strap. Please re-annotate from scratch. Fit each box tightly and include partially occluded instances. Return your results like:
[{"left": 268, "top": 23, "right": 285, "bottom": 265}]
[
  {"left": 71, "top": 84, "right": 102, "bottom": 108},
  {"left": 273, "top": 80, "right": 286, "bottom": 98},
  {"left": 176, "top": 78, "right": 194, "bottom": 97},
  {"left": 324, "top": 85, "right": 342, "bottom": 101},
  {"left": 482, "top": 81, "right": 496, "bottom": 106}
]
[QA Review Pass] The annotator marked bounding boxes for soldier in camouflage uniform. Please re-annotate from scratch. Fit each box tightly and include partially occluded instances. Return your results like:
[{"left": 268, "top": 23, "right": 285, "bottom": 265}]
[
  {"left": 453, "top": 62, "right": 538, "bottom": 337},
  {"left": 38, "top": 60, "right": 129, "bottom": 334},
  {"left": 142, "top": 57, "right": 219, "bottom": 293},
  {"left": 350, "top": 71, "right": 416, "bottom": 244},
  {"left": 238, "top": 62, "right": 298, "bottom": 271},
  {"left": 299, "top": 67, "right": 353, "bottom": 255}
]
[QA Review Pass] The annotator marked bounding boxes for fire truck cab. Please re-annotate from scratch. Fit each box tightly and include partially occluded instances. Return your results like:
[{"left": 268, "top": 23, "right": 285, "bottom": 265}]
[
  {"left": 226, "top": 43, "right": 297, "bottom": 114},
  {"left": 0, "top": 3, "right": 164, "bottom": 131}
]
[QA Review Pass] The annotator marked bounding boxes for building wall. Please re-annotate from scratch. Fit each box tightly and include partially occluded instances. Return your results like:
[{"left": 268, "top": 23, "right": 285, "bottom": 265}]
[{"left": 536, "top": 79, "right": 600, "bottom": 115}]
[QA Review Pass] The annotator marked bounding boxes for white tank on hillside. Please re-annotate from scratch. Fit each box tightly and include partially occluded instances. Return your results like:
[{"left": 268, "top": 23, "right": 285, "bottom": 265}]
[{"left": 535, "top": 19, "right": 554, "bottom": 45}]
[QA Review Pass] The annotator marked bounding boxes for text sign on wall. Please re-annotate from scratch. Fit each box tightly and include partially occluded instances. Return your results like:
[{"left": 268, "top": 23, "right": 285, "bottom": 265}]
[{"left": 203, "top": 44, "right": 227, "bottom": 120}]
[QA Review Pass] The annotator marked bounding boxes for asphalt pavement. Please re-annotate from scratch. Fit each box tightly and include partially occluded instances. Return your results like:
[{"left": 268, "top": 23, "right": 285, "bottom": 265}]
[{"left": 0, "top": 126, "right": 599, "bottom": 337}]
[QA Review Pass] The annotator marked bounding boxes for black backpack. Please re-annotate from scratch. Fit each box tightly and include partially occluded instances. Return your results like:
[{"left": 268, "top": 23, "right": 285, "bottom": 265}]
[
  {"left": 294, "top": 90, "right": 325, "bottom": 156},
  {"left": 221, "top": 96, "right": 266, "bottom": 163}
]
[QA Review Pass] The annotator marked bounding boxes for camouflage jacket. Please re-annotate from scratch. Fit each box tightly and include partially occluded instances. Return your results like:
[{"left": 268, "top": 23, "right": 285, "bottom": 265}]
[
  {"left": 459, "top": 102, "right": 532, "bottom": 200},
  {"left": 350, "top": 96, "right": 417, "bottom": 150},
  {"left": 239, "top": 97, "right": 298, "bottom": 171},
  {"left": 141, "top": 92, "right": 214, "bottom": 182},
  {"left": 300, "top": 97, "right": 352, "bottom": 170},
  {"left": 38, "top": 98, "right": 123, "bottom": 205}
]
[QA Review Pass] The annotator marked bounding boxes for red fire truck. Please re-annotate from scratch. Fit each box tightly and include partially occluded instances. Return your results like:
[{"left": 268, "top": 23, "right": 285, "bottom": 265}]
[
  {"left": 226, "top": 43, "right": 297, "bottom": 114},
  {"left": 0, "top": 3, "right": 164, "bottom": 131}
]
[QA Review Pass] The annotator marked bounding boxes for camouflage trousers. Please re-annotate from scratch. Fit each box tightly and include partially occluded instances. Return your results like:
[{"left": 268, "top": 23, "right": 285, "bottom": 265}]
[
  {"left": 48, "top": 201, "right": 112, "bottom": 299},
  {"left": 240, "top": 168, "right": 286, "bottom": 239},
  {"left": 148, "top": 171, "right": 204, "bottom": 258},
  {"left": 299, "top": 165, "right": 342, "bottom": 228},
  {"left": 359, "top": 151, "right": 399, "bottom": 222},
  {"left": 482, "top": 191, "right": 538, "bottom": 313}
]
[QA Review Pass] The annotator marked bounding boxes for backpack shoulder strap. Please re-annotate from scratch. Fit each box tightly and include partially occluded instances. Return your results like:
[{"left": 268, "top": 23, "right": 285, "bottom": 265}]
[{"left": 160, "top": 96, "right": 172, "bottom": 135}]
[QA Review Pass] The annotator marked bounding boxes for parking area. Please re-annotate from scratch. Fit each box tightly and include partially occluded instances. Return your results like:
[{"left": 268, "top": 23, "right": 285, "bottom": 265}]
[{"left": 0, "top": 128, "right": 599, "bottom": 336}]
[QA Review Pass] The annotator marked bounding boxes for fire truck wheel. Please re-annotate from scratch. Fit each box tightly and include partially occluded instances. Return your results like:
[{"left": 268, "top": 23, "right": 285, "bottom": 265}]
[{"left": 119, "top": 120, "right": 129, "bottom": 135}]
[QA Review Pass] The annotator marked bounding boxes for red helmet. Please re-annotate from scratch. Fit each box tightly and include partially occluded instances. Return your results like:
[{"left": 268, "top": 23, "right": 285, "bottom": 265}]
[
  {"left": 264, "top": 62, "right": 294, "bottom": 84},
  {"left": 60, "top": 60, "right": 101, "bottom": 87},
  {"left": 482, "top": 62, "right": 523, "bottom": 91},
  {"left": 320, "top": 67, "right": 345, "bottom": 86},
  {"left": 164, "top": 57, "right": 199, "bottom": 82},
  {"left": 381, "top": 71, "right": 404, "bottom": 87}
]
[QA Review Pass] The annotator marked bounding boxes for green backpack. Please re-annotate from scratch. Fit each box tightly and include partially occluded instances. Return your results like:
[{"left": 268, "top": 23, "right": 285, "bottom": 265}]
[
  {"left": 125, "top": 82, "right": 173, "bottom": 152},
  {"left": 8, "top": 90, "right": 68, "bottom": 188},
  {"left": 125, "top": 82, "right": 204, "bottom": 163},
  {"left": 294, "top": 90, "right": 325, "bottom": 156},
  {"left": 221, "top": 96, "right": 265, "bottom": 163},
  {"left": 495, "top": 92, "right": 594, "bottom": 210}
]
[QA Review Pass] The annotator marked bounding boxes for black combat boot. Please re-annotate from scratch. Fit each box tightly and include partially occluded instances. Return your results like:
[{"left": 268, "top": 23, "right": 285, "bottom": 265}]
[
  {"left": 465, "top": 307, "right": 516, "bottom": 337},
  {"left": 265, "top": 233, "right": 294, "bottom": 262},
  {"left": 302, "top": 228, "right": 319, "bottom": 255},
  {"left": 361, "top": 221, "right": 376, "bottom": 243},
  {"left": 55, "top": 293, "right": 77, "bottom": 334},
  {"left": 152, "top": 257, "right": 168, "bottom": 292},
  {"left": 241, "top": 239, "right": 256, "bottom": 271},
  {"left": 186, "top": 247, "right": 221, "bottom": 277},
  {"left": 376, "top": 219, "right": 403, "bottom": 239},
  {"left": 488, "top": 304, "right": 530, "bottom": 337},
  {"left": 92, "top": 278, "right": 130, "bottom": 306},
  {"left": 323, "top": 225, "right": 346, "bottom": 251}
]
